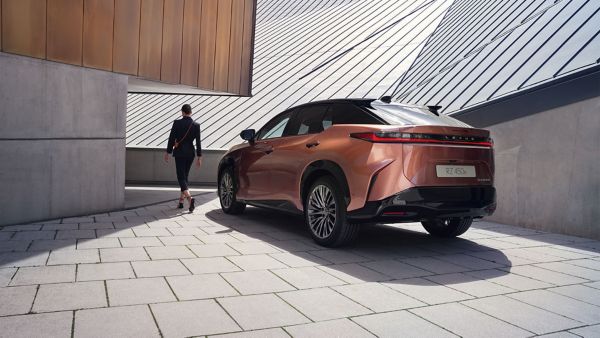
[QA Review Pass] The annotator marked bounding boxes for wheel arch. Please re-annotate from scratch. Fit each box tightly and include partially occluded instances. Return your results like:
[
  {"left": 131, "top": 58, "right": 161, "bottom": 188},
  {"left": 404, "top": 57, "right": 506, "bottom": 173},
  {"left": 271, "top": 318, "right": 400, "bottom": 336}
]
[{"left": 300, "top": 160, "right": 350, "bottom": 208}]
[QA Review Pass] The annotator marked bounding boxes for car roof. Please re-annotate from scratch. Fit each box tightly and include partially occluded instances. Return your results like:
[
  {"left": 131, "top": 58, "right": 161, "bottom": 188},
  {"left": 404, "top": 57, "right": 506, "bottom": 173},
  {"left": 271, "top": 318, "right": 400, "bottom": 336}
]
[
  {"left": 292, "top": 98, "right": 377, "bottom": 109},
  {"left": 292, "top": 98, "right": 431, "bottom": 111}
]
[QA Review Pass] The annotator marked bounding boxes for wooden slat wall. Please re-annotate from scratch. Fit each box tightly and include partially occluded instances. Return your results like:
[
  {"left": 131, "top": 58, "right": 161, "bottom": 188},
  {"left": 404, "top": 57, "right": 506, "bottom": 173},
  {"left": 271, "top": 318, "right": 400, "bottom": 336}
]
[
  {"left": 83, "top": 0, "right": 114, "bottom": 71},
  {"left": 113, "top": 0, "right": 141, "bottom": 75},
  {"left": 213, "top": 0, "right": 233, "bottom": 92},
  {"left": 161, "top": 0, "right": 184, "bottom": 84},
  {"left": 0, "top": 0, "right": 256, "bottom": 96},
  {"left": 240, "top": 0, "right": 256, "bottom": 96},
  {"left": 180, "top": 0, "right": 202, "bottom": 87},
  {"left": 198, "top": 0, "right": 218, "bottom": 90},
  {"left": 0, "top": 0, "right": 2, "bottom": 50},
  {"left": 227, "top": 0, "right": 245, "bottom": 94},
  {"left": 138, "top": 0, "right": 163, "bottom": 81},
  {"left": 2, "top": 0, "right": 47, "bottom": 58},
  {"left": 47, "top": 0, "right": 84, "bottom": 65}
]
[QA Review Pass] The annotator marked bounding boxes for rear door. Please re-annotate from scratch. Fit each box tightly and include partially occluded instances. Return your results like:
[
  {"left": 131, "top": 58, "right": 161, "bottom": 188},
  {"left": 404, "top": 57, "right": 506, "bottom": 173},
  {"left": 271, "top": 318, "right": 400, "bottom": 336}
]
[{"left": 266, "top": 104, "right": 330, "bottom": 204}]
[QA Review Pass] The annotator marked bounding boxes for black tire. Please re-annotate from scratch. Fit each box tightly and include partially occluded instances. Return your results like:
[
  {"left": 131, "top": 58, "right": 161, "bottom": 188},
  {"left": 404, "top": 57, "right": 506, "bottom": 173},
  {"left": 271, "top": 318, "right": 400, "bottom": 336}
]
[
  {"left": 421, "top": 218, "right": 473, "bottom": 238},
  {"left": 218, "top": 167, "right": 246, "bottom": 214},
  {"left": 304, "top": 176, "right": 359, "bottom": 247}
]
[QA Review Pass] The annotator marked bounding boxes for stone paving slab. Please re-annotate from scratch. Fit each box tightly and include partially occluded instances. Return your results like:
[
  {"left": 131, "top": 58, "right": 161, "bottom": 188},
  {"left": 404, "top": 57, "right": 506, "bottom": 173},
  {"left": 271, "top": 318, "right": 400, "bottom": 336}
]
[
  {"left": 352, "top": 310, "right": 458, "bottom": 338},
  {"left": 74, "top": 305, "right": 160, "bottom": 338},
  {"left": 218, "top": 294, "right": 310, "bottom": 330},
  {"left": 0, "top": 191, "right": 599, "bottom": 337}
]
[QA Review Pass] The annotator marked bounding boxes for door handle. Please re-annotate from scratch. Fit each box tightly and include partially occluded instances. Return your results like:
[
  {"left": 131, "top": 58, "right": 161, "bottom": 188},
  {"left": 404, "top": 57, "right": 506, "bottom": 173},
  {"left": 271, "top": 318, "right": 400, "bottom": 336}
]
[{"left": 306, "top": 141, "right": 320, "bottom": 148}]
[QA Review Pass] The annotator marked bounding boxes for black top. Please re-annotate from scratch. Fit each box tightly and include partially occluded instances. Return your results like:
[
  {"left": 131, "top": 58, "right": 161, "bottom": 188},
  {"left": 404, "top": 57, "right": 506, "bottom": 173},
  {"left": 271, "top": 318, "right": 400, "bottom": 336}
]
[{"left": 166, "top": 116, "right": 202, "bottom": 157}]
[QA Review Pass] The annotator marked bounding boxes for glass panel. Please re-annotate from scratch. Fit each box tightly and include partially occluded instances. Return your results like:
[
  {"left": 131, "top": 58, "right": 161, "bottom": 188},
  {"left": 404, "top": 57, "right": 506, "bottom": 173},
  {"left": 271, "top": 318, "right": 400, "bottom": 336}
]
[{"left": 256, "top": 111, "right": 292, "bottom": 140}]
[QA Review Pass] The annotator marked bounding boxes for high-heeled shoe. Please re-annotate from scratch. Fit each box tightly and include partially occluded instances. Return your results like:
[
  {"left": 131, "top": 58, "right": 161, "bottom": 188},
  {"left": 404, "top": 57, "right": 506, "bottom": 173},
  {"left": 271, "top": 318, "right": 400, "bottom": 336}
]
[
  {"left": 188, "top": 197, "right": 196, "bottom": 213},
  {"left": 177, "top": 197, "right": 184, "bottom": 209}
]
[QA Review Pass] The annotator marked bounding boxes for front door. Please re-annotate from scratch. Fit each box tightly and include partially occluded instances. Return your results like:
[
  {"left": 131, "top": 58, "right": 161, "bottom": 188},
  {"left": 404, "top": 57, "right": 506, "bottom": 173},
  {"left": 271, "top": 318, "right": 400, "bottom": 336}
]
[{"left": 239, "top": 111, "right": 293, "bottom": 200}]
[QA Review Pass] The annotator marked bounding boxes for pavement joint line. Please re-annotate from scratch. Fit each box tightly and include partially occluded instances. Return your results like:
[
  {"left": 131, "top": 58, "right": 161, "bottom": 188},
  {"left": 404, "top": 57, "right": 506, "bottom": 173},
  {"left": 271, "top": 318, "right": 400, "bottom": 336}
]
[
  {"left": 163, "top": 276, "right": 180, "bottom": 302},
  {"left": 458, "top": 299, "right": 545, "bottom": 335},
  {"left": 273, "top": 291, "right": 315, "bottom": 323},
  {"left": 505, "top": 288, "right": 600, "bottom": 317},
  {"left": 70, "top": 310, "right": 75, "bottom": 338},
  {"left": 103, "top": 280, "right": 110, "bottom": 307},
  {"left": 146, "top": 303, "right": 164, "bottom": 338},
  {"left": 212, "top": 297, "right": 245, "bottom": 332}
]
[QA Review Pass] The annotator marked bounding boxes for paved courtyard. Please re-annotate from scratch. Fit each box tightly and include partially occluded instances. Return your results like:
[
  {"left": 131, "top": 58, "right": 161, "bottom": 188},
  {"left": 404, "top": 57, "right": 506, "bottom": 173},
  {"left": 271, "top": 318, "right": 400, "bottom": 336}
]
[{"left": 1, "top": 190, "right": 600, "bottom": 338}]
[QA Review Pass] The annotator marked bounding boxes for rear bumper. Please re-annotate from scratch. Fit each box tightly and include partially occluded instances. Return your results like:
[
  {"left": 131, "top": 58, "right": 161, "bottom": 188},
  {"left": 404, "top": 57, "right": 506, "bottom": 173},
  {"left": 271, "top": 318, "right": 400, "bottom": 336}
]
[{"left": 348, "top": 186, "right": 496, "bottom": 223}]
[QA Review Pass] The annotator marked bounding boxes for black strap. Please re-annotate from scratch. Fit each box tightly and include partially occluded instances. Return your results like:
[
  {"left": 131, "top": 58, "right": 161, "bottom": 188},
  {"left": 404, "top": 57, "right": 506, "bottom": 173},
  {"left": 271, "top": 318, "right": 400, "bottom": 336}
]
[{"left": 174, "top": 120, "right": 194, "bottom": 149}]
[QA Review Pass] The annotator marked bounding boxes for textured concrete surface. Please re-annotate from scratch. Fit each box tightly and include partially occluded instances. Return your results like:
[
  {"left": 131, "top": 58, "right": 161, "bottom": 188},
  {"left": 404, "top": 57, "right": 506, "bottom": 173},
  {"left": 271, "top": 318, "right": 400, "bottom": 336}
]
[
  {"left": 485, "top": 96, "right": 600, "bottom": 239},
  {"left": 0, "top": 52, "right": 127, "bottom": 226},
  {"left": 126, "top": 148, "right": 225, "bottom": 185},
  {"left": 1, "top": 191, "right": 600, "bottom": 337}
]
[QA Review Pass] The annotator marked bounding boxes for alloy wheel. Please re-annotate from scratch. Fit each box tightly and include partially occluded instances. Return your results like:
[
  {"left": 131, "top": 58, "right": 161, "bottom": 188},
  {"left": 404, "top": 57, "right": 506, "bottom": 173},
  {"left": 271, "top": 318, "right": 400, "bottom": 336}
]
[
  {"left": 307, "top": 184, "right": 336, "bottom": 239},
  {"left": 220, "top": 172, "right": 234, "bottom": 208}
]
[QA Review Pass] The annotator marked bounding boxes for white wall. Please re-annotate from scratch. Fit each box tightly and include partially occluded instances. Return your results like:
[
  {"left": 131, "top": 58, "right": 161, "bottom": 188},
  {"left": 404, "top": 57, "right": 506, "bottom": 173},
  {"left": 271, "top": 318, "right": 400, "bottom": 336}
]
[{"left": 487, "top": 96, "right": 600, "bottom": 239}]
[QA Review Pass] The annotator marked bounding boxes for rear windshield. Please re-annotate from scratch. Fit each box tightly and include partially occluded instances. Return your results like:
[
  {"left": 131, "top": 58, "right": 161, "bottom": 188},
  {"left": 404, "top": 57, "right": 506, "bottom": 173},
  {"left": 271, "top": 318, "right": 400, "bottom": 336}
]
[{"left": 365, "top": 101, "right": 471, "bottom": 127}]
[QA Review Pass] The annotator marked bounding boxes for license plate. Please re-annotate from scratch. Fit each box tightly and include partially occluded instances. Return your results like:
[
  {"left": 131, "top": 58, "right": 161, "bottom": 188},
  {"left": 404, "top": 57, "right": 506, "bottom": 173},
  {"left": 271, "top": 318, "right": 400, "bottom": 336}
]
[{"left": 436, "top": 165, "right": 476, "bottom": 178}]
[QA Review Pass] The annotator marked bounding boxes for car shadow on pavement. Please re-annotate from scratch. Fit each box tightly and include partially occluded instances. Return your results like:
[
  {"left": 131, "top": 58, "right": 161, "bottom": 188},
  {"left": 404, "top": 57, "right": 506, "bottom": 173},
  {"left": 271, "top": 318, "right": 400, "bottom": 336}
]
[{"left": 204, "top": 207, "right": 516, "bottom": 285}]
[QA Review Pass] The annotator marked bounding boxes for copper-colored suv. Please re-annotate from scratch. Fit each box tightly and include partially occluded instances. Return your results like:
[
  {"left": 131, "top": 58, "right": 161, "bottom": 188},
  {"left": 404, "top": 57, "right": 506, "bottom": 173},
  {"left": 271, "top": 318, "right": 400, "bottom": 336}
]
[{"left": 218, "top": 98, "right": 496, "bottom": 247}]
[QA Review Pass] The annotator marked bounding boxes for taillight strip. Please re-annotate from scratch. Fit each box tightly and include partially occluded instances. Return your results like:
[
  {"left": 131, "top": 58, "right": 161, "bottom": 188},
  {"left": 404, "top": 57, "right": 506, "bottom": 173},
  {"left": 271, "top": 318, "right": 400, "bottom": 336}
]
[{"left": 351, "top": 132, "right": 493, "bottom": 147}]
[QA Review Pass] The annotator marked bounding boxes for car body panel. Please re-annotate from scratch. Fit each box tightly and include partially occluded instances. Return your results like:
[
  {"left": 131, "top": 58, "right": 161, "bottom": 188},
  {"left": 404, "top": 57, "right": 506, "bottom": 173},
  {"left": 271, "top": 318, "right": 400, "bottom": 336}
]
[{"left": 218, "top": 99, "right": 496, "bottom": 223}]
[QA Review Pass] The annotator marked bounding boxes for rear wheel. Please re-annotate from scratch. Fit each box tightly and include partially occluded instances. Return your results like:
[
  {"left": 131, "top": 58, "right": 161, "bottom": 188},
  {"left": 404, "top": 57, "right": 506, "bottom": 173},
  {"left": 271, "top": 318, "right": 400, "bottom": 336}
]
[
  {"left": 304, "top": 176, "right": 359, "bottom": 247},
  {"left": 421, "top": 218, "right": 473, "bottom": 238},
  {"left": 218, "top": 167, "right": 246, "bottom": 214}
]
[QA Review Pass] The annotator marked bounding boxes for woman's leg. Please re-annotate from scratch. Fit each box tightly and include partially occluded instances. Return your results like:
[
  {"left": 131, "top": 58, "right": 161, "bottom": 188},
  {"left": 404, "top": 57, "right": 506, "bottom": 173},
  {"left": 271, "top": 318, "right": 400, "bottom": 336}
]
[
  {"left": 183, "top": 157, "right": 194, "bottom": 202},
  {"left": 175, "top": 157, "right": 188, "bottom": 192}
]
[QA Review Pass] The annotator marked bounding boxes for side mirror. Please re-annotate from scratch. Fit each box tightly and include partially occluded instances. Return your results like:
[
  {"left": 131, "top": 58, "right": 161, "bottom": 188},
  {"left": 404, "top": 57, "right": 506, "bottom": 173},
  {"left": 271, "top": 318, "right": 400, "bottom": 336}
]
[{"left": 240, "top": 129, "right": 256, "bottom": 142}]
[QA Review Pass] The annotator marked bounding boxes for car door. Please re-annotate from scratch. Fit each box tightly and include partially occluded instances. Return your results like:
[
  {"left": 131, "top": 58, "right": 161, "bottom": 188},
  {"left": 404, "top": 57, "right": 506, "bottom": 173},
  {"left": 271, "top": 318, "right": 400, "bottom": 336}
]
[
  {"left": 266, "top": 104, "right": 330, "bottom": 205},
  {"left": 239, "top": 110, "right": 293, "bottom": 200}
]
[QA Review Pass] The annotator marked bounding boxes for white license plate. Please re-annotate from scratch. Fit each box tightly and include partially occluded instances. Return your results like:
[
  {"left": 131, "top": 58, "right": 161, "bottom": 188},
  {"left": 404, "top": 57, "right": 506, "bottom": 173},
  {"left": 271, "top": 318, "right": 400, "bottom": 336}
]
[{"left": 436, "top": 165, "right": 476, "bottom": 178}]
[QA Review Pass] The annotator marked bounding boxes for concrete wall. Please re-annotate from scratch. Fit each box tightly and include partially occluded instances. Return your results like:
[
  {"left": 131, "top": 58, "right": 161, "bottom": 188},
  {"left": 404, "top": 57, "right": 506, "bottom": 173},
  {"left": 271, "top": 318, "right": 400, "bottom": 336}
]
[
  {"left": 486, "top": 96, "right": 600, "bottom": 239},
  {"left": 126, "top": 148, "right": 226, "bottom": 185},
  {"left": 0, "top": 52, "right": 127, "bottom": 226}
]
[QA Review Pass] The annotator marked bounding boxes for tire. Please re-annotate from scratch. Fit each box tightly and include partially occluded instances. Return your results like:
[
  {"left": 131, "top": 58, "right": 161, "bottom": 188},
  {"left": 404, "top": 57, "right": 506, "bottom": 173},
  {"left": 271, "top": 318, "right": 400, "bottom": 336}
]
[
  {"left": 218, "top": 166, "right": 246, "bottom": 214},
  {"left": 421, "top": 218, "right": 473, "bottom": 238},
  {"left": 304, "top": 176, "right": 359, "bottom": 247}
]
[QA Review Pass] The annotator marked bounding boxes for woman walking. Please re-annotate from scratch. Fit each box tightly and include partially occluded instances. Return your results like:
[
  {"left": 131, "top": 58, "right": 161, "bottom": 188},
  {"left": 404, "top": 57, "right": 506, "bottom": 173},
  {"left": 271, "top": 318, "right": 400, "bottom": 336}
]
[{"left": 164, "top": 104, "right": 202, "bottom": 212}]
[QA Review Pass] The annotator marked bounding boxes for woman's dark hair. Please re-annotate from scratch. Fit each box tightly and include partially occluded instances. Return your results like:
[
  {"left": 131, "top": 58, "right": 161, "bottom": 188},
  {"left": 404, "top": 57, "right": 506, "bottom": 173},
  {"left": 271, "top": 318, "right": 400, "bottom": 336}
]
[{"left": 182, "top": 104, "right": 192, "bottom": 114}]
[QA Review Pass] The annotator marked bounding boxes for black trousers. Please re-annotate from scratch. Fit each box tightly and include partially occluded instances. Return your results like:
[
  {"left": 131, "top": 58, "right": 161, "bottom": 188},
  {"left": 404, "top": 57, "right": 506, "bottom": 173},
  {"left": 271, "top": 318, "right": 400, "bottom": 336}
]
[{"left": 175, "top": 157, "right": 194, "bottom": 191}]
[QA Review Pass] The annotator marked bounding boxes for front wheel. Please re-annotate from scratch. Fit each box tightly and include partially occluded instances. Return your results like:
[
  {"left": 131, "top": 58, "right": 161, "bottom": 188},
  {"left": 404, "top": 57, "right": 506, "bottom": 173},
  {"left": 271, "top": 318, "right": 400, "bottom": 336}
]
[
  {"left": 218, "top": 167, "right": 246, "bottom": 214},
  {"left": 421, "top": 218, "right": 473, "bottom": 238},
  {"left": 304, "top": 176, "right": 359, "bottom": 247}
]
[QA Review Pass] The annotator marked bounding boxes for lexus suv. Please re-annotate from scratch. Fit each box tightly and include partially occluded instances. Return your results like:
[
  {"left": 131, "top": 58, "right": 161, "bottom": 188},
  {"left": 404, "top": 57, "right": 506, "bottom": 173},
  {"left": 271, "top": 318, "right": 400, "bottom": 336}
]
[{"left": 217, "top": 98, "right": 496, "bottom": 247}]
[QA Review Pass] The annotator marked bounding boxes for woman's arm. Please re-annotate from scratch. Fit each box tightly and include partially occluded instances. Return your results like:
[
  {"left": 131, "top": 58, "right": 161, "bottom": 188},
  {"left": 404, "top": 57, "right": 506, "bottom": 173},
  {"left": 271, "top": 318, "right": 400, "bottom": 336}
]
[{"left": 166, "top": 121, "right": 177, "bottom": 154}]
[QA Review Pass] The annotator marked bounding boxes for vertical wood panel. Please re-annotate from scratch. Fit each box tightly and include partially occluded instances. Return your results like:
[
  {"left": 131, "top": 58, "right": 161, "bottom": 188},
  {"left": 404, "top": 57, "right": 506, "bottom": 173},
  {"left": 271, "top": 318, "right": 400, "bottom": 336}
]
[
  {"left": 240, "top": 0, "right": 255, "bottom": 96},
  {"left": 160, "top": 0, "right": 184, "bottom": 84},
  {"left": 83, "top": 0, "right": 114, "bottom": 70},
  {"left": 0, "top": 0, "right": 3, "bottom": 51},
  {"left": 113, "top": 0, "right": 140, "bottom": 75},
  {"left": 227, "top": 0, "right": 244, "bottom": 93},
  {"left": 198, "top": 0, "right": 218, "bottom": 89},
  {"left": 1, "top": 0, "right": 46, "bottom": 58},
  {"left": 47, "top": 0, "right": 83, "bottom": 65},
  {"left": 213, "top": 0, "right": 232, "bottom": 92},
  {"left": 138, "top": 0, "right": 163, "bottom": 81},
  {"left": 180, "top": 0, "right": 202, "bottom": 87}
]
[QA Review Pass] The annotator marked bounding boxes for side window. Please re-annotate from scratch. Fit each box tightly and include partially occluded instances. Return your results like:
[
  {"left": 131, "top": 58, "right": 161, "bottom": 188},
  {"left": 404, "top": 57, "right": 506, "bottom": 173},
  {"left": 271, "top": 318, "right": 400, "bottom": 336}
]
[
  {"left": 324, "top": 103, "right": 384, "bottom": 126},
  {"left": 256, "top": 111, "right": 292, "bottom": 140},
  {"left": 285, "top": 105, "right": 329, "bottom": 136}
]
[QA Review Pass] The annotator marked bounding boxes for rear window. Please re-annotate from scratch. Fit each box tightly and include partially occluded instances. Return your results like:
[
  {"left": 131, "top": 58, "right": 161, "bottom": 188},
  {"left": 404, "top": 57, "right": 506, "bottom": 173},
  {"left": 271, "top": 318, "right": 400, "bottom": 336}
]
[
  {"left": 366, "top": 101, "right": 471, "bottom": 127},
  {"left": 322, "top": 103, "right": 384, "bottom": 127}
]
